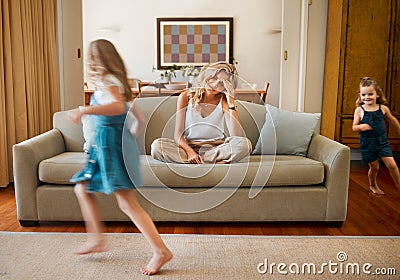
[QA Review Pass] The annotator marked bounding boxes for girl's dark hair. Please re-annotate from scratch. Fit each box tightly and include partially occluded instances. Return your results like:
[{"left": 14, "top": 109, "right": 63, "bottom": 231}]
[{"left": 356, "top": 77, "right": 387, "bottom": 107}]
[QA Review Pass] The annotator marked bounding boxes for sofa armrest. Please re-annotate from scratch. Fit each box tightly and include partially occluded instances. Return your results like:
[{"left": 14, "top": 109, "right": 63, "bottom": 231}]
[
  {"left": 307, "top": 134, "right": 350, "bottom": 221},
  {"left": 13, "top": 129, "right": 65, "bottom": 221}
]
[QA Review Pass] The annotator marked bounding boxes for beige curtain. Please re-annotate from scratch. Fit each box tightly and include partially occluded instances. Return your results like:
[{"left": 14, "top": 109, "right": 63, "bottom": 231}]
[{"left": 0, "top": 0, "right": 60, "bottom": 188}]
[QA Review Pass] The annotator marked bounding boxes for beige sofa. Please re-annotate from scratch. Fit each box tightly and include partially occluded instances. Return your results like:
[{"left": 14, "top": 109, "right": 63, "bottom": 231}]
[{"left": 13, "top": 97, "right": 350, "bottom": 226}]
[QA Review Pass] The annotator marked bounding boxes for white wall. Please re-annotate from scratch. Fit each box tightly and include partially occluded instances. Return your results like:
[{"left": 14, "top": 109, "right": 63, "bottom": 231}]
[
  {"left": 83, "top": 0, "right": 282, "bottom": 106},
  {"left": 280, "top": 0, "right": 301, "bottom": 111},
  {"left": 280, "top": 0, "right": 328, "bottom": 113},
  {"left": 81, "top": 0, "right": 327, "bottom": 111},
  {"left": 57, "top": 0, "right": 84, "bottom": 110},
  {"left": 304, "top": 0, "right": 328, "bottom": 113}
]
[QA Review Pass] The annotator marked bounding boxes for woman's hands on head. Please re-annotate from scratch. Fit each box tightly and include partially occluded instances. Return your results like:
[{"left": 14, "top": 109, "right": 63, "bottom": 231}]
[{"left": 222, "top": 79, "right": 235, "bottom": 102}]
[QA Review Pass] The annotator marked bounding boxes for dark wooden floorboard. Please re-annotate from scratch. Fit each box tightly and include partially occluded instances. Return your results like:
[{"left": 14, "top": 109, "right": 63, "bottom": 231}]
[{"left": 1, "top": 161, "right": 399, "bottom": 235}]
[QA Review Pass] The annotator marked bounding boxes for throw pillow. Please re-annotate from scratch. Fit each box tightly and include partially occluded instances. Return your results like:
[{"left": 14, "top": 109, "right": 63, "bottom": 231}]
[
  {"left": 253, "top": 104, "right": 320, "bottom": 156},
  {"left": 79, "top": 106, "right": 94, "bottom": 152}
]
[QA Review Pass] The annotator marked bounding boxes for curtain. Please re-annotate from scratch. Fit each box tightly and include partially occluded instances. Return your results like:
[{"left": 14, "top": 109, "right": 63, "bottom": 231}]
[{"left": 0, "top": 0, "right": 60, "bottom": 188}]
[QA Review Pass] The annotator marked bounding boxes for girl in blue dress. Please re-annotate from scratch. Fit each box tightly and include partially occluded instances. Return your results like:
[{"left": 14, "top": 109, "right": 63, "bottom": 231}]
[
  {"left": 352, "top": 77, "right": 400, "bottom": 194},
  {"left": 68, "top": 39, "right": 172, "bottom": 275}
]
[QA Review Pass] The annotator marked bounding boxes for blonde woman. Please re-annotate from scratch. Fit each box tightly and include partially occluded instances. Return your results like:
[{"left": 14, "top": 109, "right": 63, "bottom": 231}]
[{"left": 151, "top": 61, "right": 252, "bottom": 164}]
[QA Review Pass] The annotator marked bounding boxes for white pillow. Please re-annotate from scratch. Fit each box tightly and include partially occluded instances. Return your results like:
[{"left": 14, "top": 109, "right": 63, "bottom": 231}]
[
  {"left": 253, "top": 104, "right": 320, "bottom": 156},
  {"left": 79, "top": 106, "right": 94, "bottom": 152}
]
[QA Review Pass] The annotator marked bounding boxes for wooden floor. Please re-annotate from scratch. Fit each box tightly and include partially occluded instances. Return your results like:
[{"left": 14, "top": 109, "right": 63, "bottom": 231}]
[{"left": 1, "top": 161, "right": 399, "bottom": 235}]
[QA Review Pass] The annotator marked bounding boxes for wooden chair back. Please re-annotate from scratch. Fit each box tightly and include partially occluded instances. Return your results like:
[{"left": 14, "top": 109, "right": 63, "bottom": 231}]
[{"left": 260, "top": 82, "right": 270, "bottom": 104}]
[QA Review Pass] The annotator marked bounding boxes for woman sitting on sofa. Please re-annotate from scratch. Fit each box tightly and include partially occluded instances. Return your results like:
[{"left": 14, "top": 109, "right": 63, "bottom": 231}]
[{"left": 151, "top": 61, "right": 252, "bottom": 164}]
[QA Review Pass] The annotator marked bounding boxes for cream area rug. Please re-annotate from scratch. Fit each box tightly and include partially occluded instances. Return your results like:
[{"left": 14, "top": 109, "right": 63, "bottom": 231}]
[{"left": 0, "top": 232, "right": 398, "bottom": 280}]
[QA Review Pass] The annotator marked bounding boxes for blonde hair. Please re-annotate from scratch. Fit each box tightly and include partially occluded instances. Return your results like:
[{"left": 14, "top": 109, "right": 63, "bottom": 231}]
[
  {"left": 87, "top": 39, "right": 133, "bottom": 101},
  {"left": 356, "top": 77, "right": 387, "bottom": 107},
  {"left": 189, "top": 61, "right": 238, "bottom": 107}
]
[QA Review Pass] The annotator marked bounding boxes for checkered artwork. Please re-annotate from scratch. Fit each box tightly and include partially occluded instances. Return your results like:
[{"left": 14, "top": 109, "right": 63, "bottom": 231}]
[{"left": 157, "top": 18, "right": 233, "bottom": 68}]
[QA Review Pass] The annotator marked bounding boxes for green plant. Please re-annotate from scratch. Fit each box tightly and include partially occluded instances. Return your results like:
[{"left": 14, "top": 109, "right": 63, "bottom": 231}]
[
  {"left": 231, "top": 57, "right": 239, "bottom": 66},
  {"left": 152, "top": 64, "right": 180, "bottom": 80},
  {"left": 181, "top": 65, "right": 201, "bottom": 77}
]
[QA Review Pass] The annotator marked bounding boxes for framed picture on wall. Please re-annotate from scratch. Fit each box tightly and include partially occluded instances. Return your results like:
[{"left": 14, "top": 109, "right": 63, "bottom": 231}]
[{"left": 156, "top": 17, "right": 233, "bottom": 69}]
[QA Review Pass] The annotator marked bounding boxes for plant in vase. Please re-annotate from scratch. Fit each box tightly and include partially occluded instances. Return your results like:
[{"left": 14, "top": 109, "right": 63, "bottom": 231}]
[
  {"left": 152, "top": 64, "right": 180, "bottom": 83},
  {"left": 231, "top": 57, "right": 239, "bottom": 66},
  {"left": 182, "top": 65, "right": 201, "bottom": 84}
]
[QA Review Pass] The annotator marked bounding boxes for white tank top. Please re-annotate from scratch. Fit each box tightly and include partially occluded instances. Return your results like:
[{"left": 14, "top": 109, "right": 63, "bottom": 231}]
[
  {"left": 93, "top": 74, "right": 125, "bottom": 105},
  {"left": 184, "top": 98, "right": 225, "bottom": 142}
]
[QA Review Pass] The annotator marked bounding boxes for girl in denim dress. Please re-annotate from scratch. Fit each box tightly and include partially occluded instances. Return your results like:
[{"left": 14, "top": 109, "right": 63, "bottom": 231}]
[
  {"left": 68, "top": 39, "right": 172, "bottom": 275},
  {"left": 352, "top": 77, "right": 400, "bottom": 194}
]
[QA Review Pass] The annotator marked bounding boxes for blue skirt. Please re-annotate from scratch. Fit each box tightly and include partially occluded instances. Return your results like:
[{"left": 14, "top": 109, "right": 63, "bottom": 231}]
[{"left": 70, "top": 114, "right": 142, "bottom": 194}]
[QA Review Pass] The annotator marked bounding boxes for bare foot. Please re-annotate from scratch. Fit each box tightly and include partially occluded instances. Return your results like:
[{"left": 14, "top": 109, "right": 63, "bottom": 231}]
[
  {"left": 140, "top": 249, "right": 173, "bottom": 275},
  {"left": 73, "top": 242, "right": 109, "bottom": 255},
  {"left": 370, "top": 185, "right": 385, "bottom": 195}
]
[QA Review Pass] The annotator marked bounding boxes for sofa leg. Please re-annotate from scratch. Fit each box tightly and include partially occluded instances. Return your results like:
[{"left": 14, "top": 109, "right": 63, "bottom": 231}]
[
  {"left": 19, "top": 220, "right": 39, "bottom": 227},
  {"left": 325, "top": 221, "right": 344, "bottom": 227}
]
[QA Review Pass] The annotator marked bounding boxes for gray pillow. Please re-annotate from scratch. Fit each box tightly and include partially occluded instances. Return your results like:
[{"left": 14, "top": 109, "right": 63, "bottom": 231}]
[{"left": 253, "top": 104, "right": 320, "bottom": 156}]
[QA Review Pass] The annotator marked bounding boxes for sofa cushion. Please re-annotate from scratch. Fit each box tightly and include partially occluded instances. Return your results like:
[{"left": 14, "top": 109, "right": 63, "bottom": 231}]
[
  {"left": 140, "top": 155, "right": 324, "bottom": 187},
  {"left": 132, "top": 97, "right": 266, "bottom": 154},
  {"left": 39, "top": 153, "right": 324, "bottom": 187},
  {"left": 53, "top": 111, "right": 85, "bottom": 152},
  {"left": 253, "top": 105, "right": 320, "bottom": 156},
  {"left": 39, "top": 152, "right": 86, "bottom": 184},
  {"left": 55, "top": 97, "right": 266, "bottom": 155}
]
